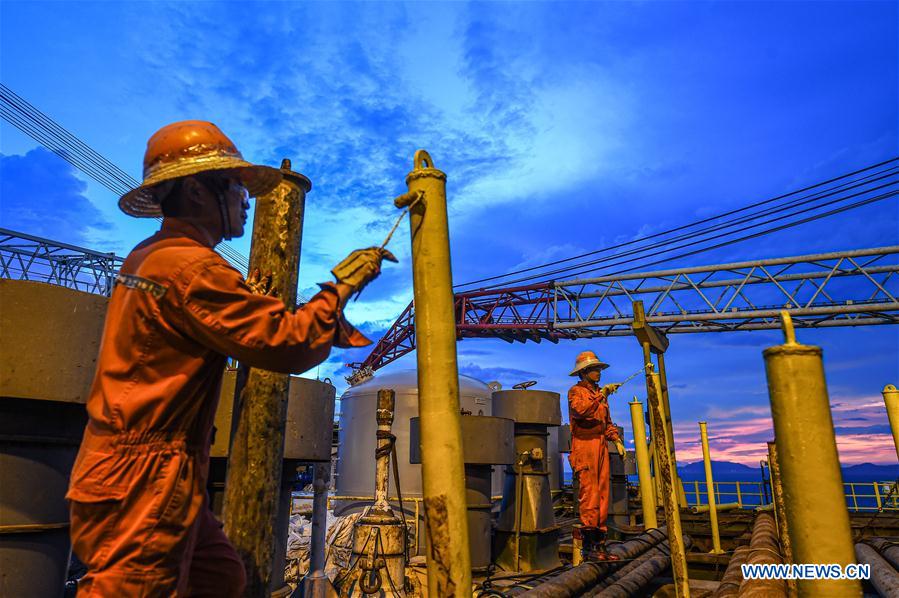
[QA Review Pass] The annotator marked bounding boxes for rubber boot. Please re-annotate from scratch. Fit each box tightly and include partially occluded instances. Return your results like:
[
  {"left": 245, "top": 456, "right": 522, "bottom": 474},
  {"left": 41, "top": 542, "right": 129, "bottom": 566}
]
[{"left": 595, "top": 529, "right": 620, "bottom": 561}]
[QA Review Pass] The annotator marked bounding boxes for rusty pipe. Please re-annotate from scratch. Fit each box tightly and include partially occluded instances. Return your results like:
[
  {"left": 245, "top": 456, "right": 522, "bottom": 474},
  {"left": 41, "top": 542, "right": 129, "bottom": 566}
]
[
  {"left": 713, "top": 545, "right": 751, "bottom": 598},
  {"left": 855, "top": 543, "right": 899, "bottom": 598},
  {"left": 738, "top": 512, "right": 786, "bottom": 597},
  {"left": 864, "top": 537, "right": 899, "bottom": 570},
  {"left": 586, "top": 536, "right": 694, "bottom": 597},
  {"left": 514, "top": 528, "right": 670, "bottom": 597}
]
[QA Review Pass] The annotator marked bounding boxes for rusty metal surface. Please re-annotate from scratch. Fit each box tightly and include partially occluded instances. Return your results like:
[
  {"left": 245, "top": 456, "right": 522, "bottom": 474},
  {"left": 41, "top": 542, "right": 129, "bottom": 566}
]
[
  {"left": 222, "top": 160, "right": 310, "bottom": 597},
  {"left": 0, "top": 280, "right": 107, "bottom": 403},
  {"left": 855, "top": 543, "right": 899, "bottom": 598},
  {"left": 738, "top": 512, "right": 786, "bottom": 597}
]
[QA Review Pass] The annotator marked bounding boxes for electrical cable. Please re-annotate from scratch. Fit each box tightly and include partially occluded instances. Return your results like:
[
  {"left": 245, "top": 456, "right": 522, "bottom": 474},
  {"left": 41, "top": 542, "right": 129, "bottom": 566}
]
[
  {"left": 534, "top": 168, "right": 898, "bottom": 285},
  {"left": 1, "top": 85, "right": 251, "bottom": 271},
  {"left": 456, "top": 158, "right": 898, "bottom": 289}
]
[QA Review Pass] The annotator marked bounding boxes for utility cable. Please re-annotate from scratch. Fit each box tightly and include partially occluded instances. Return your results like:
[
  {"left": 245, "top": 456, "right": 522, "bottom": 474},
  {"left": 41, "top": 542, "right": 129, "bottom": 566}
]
[
  {"left": 456, "top": 158, "right": 898, "bottom": 289},
  {"left": 1, "top": 84, "right": 251, "bottom": 271}
]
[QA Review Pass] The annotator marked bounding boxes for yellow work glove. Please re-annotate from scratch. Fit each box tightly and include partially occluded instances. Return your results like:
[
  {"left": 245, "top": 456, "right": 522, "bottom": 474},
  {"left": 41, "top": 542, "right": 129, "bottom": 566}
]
[
  {"left": 601, "top": 383, "right": 622, "bottom": 397},
  {"left": 614, "top": 439, "right": 626, "bottom": 457},
  {"left": 331, "top": 247, "right": 398, "bottom": 295}
]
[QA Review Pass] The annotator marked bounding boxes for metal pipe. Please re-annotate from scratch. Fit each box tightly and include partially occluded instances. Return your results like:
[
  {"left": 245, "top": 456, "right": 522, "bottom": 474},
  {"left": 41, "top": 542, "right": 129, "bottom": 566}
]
[
  {"left": 657, "top": 353, "right": 687, "bottom": 507},
  {"left": 300, "top": 462, "right": 334, "bottom": 598},
  {"left": 688, "top": 502, "right": 741, "bottom": 514},
  {"left": 864, "top": 537, "right": 899, "bottom": 571},
  {"left": 629, "top": 399, "right": 657, "bottom": 529},
  {"left": 883, "top": 384, "right": 899, "bottom": 461},
  {"left": 762, "top": 312, "right": 862, "bottom": 597},
  {"left": 646, "top": 370, "right": 691, "bottom": 597},
  {"left": 374, "top": 389, "right": 395, "bottom": 509},
  {"left": 223, "top": 160, "right": 311, "bottom": 596},
  {"left": 640, "top": 340, "right": 663, "bottom": 502},
  {"left": 514, "top": 528, "right": 668, "bottom": 597},
  {"left": 855, "top": 543, "right": 899, "bottom": 598},
  {"left": 399, "top": 150, "right": 471, "bottom": 596},
  {"left": 738, "top": 512, "right": 786, "bottom": 597},
  {"left": 587, "top": 536, "right": 694, "bottom": 597},
  {"left": 699, "top": 422, "right": 725, "bottom": 555},
  {"left": 713, "top": 546, "right": 750, "bottom": 598},
  {"left": 766, "top": 442, "right": 794, "bottom": 583}
]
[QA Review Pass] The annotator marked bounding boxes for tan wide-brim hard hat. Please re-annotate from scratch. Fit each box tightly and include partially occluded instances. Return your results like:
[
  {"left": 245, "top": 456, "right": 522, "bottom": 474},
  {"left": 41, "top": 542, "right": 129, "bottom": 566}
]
[
  {"left": 119, "top": 120, "right": 283, "bottom": 218},
  {"left": 569, "top": 350, "right": 610, "bottom": 376}
]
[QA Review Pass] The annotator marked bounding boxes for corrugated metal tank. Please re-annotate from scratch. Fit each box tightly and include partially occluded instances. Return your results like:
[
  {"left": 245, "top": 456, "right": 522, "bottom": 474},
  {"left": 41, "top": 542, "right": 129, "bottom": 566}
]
[{"left": 335, "top": 370, "right": 493, "bottom": 501}]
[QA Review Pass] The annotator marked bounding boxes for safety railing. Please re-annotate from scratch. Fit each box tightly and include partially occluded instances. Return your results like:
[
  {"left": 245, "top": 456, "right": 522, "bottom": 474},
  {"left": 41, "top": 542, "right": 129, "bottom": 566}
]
[{"left": 683, "top": 480, "right": 899, "bottom": 512}]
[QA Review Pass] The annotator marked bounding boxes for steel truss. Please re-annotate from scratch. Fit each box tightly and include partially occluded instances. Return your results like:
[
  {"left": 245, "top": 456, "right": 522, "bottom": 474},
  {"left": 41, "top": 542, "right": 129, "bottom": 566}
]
[
  {"left": 349, "top": 246, "right": 899, "bottom": 377},
  {"left": 0, "top": 228, "right": 123, "bottom": 296}
]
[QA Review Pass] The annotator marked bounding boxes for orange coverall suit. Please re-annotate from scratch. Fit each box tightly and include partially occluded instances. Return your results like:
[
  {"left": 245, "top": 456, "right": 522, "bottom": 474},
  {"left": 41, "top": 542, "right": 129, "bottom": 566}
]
[
  {"left": 567, "top": 380, "right": 620, "bottom": 531},
  {"left": 66, "top": 221, "right": 368, "bottom": 597}
]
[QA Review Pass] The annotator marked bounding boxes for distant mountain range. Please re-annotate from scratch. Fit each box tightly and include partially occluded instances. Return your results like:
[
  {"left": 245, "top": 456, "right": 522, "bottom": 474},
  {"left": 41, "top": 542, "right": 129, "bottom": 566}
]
[{"left": 676, "top": 460, "right": 898, "bottom": 482}]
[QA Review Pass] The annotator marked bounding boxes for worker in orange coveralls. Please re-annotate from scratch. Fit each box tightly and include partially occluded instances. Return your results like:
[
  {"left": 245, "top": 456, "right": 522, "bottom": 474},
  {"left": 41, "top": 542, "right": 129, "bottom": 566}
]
[
  {"left": 66, "top": 120, "right": 395, "bottom": 597},
  {"left": 568, "top": 350, "right": 626, "bottom": 561}
]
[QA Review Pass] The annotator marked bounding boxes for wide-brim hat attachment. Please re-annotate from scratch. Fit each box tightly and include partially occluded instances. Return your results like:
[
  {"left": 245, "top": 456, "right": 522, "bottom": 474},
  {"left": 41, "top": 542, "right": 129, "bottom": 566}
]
[
  {"left": 119, "top": 120, "right": 283, "bottom": 217},
  {"left": 569, "top": 350, "right": 610, "bottom": 376}
]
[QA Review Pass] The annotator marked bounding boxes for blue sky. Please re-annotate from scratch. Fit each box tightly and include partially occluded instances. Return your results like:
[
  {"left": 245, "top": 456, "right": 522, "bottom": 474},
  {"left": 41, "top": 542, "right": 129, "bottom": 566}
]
[{"left": 1, "top": 1, "right": 897, "bottom": 465}]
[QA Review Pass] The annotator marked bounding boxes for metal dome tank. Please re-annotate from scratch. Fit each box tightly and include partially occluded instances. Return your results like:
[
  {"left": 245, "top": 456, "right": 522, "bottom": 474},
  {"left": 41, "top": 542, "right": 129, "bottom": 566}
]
[{"left": 334, "top": 369, "right": 493, "bottom": 553}]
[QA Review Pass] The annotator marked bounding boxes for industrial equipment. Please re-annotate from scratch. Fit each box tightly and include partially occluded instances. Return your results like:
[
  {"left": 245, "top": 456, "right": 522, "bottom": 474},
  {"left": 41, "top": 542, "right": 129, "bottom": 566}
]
[{"left": 492, "top": 385, "right": 563, "bottom": 572}]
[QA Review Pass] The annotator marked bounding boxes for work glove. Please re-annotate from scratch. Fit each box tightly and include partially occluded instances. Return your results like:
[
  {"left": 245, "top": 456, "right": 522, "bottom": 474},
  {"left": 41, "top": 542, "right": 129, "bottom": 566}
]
[
  {"left": 246, "top": 269, "right": 277, "bottom": 297},
  {"left": 601, "top": 383, "right": 622, "bottom": 397},
  {"left": 331, "top": 247, "right": 398, "bottom": 295},
  {"left": 614, "top": 439, "right": 626, "bottom": 457}
]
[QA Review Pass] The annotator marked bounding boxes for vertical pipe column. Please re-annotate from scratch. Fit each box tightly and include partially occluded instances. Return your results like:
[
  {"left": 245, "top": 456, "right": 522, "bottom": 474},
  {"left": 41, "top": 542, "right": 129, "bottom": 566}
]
[
  {"left": 640, "top": 341, "right": 663, "bottom": 501},
  {"left": 646, "top": 368, "right": 690, "bottom": 597},
  {"left": 629, "top": 398, "right": 657, "bottom": 529},
  {"left": 375, "top": 389, "right": 395, "bottom": 509},
  {"left": 223, "top": 160, "right": 311, "bottom": 596},
  {"left": 698, "top": 422, "right": 724, "bottom": 554},
  {"left": 301, "top": 462, "right": 332, "bottom": 598},
  {"left": 767, "top": 441, "right": 796, "bottom": 598},
  {"left": 658, "top": 354, "right": 687, "bottom": 507},
  {"left": 883, "top": 384, "right": 899, "bottom": 461},
  {"left": 763, "top": 312, "right": 861, "bottom": 597},
  {"left": 397, "top": 150, "right": 471, "bottom": 596}
]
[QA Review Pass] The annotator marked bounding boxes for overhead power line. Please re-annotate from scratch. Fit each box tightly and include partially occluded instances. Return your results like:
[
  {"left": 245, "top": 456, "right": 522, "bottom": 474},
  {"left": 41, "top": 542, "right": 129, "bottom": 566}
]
[
  {"left": 0, "top": 84, "right": 250, "bottom": 271},
  {"left": 456, "top": 157, "right": 899, "bottom": 290}
]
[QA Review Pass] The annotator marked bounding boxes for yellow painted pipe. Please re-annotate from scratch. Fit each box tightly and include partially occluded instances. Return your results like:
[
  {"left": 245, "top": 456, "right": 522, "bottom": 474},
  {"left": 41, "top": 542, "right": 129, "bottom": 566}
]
[
  {"left": 658, "top": 353, "right": 688, "bottom": 507},
  {"left": 399, "top": 150, "right": 471, "bottom": 596},
  {"left": 883, "top": 384, "right": 899, "bottom": 461},
  {"left": 629, "top": 398, "right": 658, "bottom": 529},
  {"left": 647, "top": 369, "right": 690, "bottom": 597},
  {"left": 768, "top": 441, "right": 797, "bottom": 598},
  {"left": 762, "top": 312, "right": 861, "bottom": 597},
  {"left": 689, "top": 502, "right": 741, "bottom": 514},
  {"left": 699, "top": 422, "right": 725, "bottom": 554}
]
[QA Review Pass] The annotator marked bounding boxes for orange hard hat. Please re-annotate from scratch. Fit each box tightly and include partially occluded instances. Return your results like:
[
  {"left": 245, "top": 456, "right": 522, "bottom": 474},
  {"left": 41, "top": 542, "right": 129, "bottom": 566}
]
[
  {"left": 119, "top": 120, "right": 282, "bottom": 217},
  {"left": 569, "top": 350, "right": 610, "bottom": 376}
]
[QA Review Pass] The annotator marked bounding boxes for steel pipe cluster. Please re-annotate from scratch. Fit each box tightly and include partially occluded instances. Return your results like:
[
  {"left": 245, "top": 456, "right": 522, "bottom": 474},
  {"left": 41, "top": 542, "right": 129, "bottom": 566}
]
[
  {"left": 510, "top": 528, "right": 681, "bottom": 597},
  {"left": 737, "top": 512, "right": 786, "bottom": 597},
  {"left": 856, "top": 539, "right": 899, "bottom": 598},
  {"left": 582, "top": 536, "right": 694, "bottom": 597}
]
